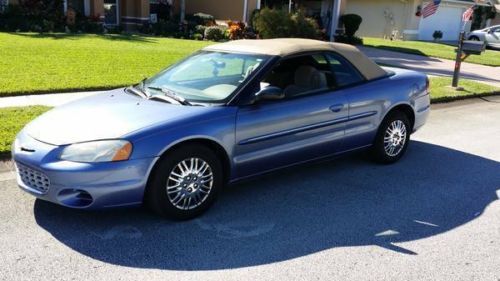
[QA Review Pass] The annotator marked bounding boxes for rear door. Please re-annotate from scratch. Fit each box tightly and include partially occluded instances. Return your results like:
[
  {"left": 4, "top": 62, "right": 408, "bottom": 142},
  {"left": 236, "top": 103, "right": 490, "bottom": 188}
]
[{"left": 233, "top": 53, "right": 348, "bottom": 179}]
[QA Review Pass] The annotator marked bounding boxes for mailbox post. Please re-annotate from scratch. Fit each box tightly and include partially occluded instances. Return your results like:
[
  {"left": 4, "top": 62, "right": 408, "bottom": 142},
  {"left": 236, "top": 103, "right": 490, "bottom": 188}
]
[{"left": 452, "top": 33, "right": 486, "bottom": 87}]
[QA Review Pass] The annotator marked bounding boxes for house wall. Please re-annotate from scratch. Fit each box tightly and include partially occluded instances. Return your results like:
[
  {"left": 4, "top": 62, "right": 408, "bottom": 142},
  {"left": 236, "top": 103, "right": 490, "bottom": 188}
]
[
  {"left": 186, "top": 0, "right": 259, "bottom": 22},
  {"left": 186, "top": 0, "right": 243, "bottom": 20},
  {"left": 120, "top": 0, "right": 149, "bottom": 27},
  {"left": 91, "top": 0, "right": 104, "bottom": 19},
  {"left": 344, "top": 0, "right": 419, "bottom": 39}
]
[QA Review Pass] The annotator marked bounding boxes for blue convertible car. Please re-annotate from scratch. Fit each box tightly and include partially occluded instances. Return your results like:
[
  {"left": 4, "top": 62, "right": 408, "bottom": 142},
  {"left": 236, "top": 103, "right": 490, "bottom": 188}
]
[{"left": 13, "top": 39, "right": 430, "bottom": 219}]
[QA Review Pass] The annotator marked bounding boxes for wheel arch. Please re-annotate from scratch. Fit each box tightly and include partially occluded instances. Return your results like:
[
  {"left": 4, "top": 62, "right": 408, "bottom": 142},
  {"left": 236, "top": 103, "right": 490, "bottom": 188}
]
[
  {"left": 382, "top": 103, "right": 416, "bottom": 131},
  {"left": 147, "top": 137, "right": 232, "bottom": 189}
]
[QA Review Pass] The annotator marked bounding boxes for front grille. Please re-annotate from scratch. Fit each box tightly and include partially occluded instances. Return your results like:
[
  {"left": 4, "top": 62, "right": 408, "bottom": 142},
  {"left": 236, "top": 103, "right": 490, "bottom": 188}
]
[{"left": 16, "top": 163, "right": 50, "bottom": 194}]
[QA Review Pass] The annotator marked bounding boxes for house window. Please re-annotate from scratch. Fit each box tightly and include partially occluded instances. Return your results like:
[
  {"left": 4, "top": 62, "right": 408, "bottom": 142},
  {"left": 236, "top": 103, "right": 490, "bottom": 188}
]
[
  {"left": 150, "top": 0, "right": 172, "bottom": 22},
  {"left": 104, "top": 0, "right": 119, "bottom": 25}
]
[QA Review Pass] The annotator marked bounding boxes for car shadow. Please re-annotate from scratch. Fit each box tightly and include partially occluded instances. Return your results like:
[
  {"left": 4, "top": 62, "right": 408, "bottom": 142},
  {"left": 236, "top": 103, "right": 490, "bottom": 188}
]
[{"left": 33, "top": 141, "right": 500, "bottom": 270}]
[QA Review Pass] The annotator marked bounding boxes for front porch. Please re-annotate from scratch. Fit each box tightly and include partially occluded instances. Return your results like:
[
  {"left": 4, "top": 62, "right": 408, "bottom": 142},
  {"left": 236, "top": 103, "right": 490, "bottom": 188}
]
[{"left": 64, "top": 0, "right": 154, "bottom": 28}]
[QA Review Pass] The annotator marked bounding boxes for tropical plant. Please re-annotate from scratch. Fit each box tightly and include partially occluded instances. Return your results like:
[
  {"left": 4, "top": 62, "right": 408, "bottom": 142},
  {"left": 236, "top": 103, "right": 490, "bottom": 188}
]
[
  {"left": 433, "top": 30, "right": 443, "bottom": 41},
  {"left": 340, "top": 14, "right": 362, "bottom": 37}
]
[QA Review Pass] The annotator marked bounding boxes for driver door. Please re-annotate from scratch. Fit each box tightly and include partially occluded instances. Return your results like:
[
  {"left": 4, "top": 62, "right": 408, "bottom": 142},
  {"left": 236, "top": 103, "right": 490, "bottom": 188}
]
[{"left": 233, "top": 53, "right": 349, "bottom": 179}]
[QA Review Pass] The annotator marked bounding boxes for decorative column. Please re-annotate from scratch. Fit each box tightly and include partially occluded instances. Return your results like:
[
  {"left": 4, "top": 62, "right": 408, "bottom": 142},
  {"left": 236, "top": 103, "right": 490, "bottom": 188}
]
[{"left": 329, "top": 0, "right": 342, "bottom": 41}]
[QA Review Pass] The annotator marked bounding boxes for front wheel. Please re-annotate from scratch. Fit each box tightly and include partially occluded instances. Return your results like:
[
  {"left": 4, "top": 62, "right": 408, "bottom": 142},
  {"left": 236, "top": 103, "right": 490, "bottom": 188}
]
[
  {"left": 146, "top": 145, "right": 223, "bottom": 220},
  {"left": 371, "top": 111, "right": 411, "bottom": 164}
]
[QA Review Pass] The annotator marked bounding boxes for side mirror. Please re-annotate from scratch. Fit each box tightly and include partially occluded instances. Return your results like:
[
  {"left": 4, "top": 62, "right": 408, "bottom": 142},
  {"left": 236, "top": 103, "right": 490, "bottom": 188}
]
[{"left": 255, "top": 86, "right": 285, "bottom": 102}]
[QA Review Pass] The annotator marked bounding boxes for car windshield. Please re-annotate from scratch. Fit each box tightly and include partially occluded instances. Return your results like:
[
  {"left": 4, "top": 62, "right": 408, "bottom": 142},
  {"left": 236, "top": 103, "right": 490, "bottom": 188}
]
[{"left": 142, "top": 51, "right": 270, "bottom": 103}]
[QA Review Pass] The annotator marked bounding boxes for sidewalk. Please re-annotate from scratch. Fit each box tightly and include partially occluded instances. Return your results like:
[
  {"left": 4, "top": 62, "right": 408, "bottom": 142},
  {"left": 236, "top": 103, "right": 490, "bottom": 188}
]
[
  {"left": 0, "top": 91, "right": 101, "bottom": 108},
  {"left": 358, "top": 46, "right": 500, "bottom": 88}
]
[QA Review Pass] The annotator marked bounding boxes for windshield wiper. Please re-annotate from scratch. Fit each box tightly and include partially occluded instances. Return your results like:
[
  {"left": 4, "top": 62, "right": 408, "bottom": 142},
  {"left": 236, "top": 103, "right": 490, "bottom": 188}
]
[
  {"left": 126, "top": 86, "right": 148, "bottom": 99},
  {"left": 147, "top": 86, "right": 192, "bottom": 106}
]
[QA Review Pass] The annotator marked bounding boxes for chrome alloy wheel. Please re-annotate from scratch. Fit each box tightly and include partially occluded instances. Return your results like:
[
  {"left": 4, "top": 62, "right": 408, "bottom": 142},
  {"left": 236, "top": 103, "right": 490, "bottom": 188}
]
[
  {"left": 166, "top": 157, "right": 214, "bottom": 210},
  {"left": 383, "top": 120, "right": 407, "bottom": 157}
]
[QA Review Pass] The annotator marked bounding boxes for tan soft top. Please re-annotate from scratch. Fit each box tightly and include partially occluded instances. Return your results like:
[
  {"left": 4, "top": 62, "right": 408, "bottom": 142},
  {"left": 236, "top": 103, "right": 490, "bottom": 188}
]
[{"left": 203, "top": 38, "right": 387, "bottom": 80}]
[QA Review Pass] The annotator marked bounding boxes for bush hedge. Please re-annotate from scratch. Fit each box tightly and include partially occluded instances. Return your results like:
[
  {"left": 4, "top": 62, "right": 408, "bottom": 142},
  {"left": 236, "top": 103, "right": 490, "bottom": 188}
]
[
  {"left": 253, "top": 8, "right": 320, "bottom": 39},
  {"left": 204, "top": 26, "right": 227, "bottom": 41}
]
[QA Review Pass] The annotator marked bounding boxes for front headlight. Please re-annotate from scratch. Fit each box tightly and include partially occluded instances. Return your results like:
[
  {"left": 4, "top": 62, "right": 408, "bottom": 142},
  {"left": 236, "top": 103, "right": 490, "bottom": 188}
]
[{"left": 60, "top": 140, "right": 133, "bottom": 163}]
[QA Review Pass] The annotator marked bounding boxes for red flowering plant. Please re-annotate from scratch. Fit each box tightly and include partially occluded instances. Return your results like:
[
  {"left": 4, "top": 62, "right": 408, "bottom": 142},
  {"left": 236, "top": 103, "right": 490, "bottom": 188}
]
[{"left": 227, "top": 20, "right": 246, "bottom": 40}]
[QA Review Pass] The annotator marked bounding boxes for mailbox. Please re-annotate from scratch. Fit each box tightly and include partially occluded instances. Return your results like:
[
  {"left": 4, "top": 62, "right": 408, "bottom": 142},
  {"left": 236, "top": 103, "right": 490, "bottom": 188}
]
[{"left": 460, "top": 40, "right": 486, "bottom": 55}]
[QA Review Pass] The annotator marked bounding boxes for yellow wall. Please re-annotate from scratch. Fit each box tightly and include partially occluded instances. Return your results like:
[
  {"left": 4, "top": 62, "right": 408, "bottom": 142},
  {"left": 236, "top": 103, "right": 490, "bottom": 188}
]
[{"left": 344, "top": 0, "right": 419, "bottom": 38}]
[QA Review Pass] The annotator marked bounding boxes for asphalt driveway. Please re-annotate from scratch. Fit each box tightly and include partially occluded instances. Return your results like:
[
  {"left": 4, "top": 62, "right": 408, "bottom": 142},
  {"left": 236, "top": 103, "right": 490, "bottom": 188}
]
[{"left": 0, "top": 97, "right": 499, "bottom": 281}]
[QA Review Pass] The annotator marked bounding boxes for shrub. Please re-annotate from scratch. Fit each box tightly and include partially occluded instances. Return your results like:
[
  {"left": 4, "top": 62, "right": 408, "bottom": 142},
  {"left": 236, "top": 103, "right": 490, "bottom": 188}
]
[
  {"left": 291, "top": 12, "right": 320, "bottom": 39},
  {"left": 192, "top": 33, "right": 204, "bottom": 40},
  {"left": 104, "top": 25, "right": 123, "bottom": 34},
  {"left": 433, "top": 30, "right": 443, "bottom": 40},
  {"left": 249, "top": 8, "right": 261, "bottom": 28},
  {"left": 340, "top": 14, "right": 362, "bottom": 37},
  {"left": 243, "top": 26, "right": 257, "bottom": 39},
  {"left": 71, "top": 15, "right": 104, "bottom": 33},
  {"left": 151, "top": 19, "right": 179, "bottom": 37},
  {"left": 334, "top": 34, "right": 363, "bottom": 45},
  {"left": 0, "top": 2, "right": 65, "bottom": 32},
  {"left": 204, "top": 25, "right": 226, "bottom": 41},
  {"left": 253, "top": 8, "right": 319, "bottom": 39},
  {"left": 253, "top": 8, "right": 292, "bottom": 38},
  {"left": 186, "top": 12, "right": 216, "bottom": 26},
  {"left": 194, "top": 24, "right": 206, "bottom": 36}
]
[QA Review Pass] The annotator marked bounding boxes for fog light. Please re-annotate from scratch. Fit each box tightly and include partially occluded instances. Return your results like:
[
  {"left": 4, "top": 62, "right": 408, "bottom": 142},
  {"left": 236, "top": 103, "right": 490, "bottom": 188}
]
[{"left": 57, "top": 189, "right": 93, "bottom": 208}]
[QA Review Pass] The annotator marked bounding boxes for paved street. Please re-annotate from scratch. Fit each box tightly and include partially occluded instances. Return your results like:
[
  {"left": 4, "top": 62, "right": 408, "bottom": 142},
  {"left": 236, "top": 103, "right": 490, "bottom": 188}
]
[
  {"left": 359, "top": 46, "right": 500, "bottom": 88},
  {"left": 0, "top": 97, "right": 499, "bottom": 281}
]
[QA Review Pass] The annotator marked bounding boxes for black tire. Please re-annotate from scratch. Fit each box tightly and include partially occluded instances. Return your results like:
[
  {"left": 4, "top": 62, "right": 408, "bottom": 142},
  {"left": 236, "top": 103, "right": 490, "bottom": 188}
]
[
  {"left": 469, "top": 36, "right": 480, "bottom": 41},
  {"left": 145, "top": 144, "right": 223, "bottom": 220},
  {"left": 370, "top": 111, "right": 411, "bottom": 164}
]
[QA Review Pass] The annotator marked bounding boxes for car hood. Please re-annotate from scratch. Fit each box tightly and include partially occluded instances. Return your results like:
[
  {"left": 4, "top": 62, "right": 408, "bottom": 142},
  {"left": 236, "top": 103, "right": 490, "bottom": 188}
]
[{"left": 25, "top": 89, "right": 216, "bottom": 145}]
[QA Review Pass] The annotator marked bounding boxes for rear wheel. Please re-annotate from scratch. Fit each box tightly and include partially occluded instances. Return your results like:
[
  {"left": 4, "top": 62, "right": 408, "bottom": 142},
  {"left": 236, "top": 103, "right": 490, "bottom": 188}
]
[
  {"left": 371, "top": 111, "right": 411, "bottom": 164},
  {"left": 146, "top": 145, "right": 223, "bottom": 220},
  {"left": 469, "top": 36, "right": 480, "bottom": 41}
]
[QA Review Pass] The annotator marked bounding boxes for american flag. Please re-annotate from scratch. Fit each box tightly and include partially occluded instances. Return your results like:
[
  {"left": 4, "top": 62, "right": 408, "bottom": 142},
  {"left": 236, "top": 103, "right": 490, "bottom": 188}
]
[
  {"left": 462, "top": 6, "right": 474, "bottom": 22},
  {"left": 422, "top": 0, "right": 441, "bottom": 18}
]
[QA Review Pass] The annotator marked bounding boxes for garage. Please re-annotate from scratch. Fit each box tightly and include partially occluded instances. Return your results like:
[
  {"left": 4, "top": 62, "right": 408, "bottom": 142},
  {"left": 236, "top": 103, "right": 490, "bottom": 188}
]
[{"left": 418, "top": 3, "right": 467, "bottom": 41}]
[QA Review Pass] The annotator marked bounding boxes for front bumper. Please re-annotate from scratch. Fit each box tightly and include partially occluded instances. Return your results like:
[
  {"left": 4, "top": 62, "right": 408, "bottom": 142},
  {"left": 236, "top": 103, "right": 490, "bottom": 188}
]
[{"left": 12, "top": 131, "right": 158, "bottom": 209}]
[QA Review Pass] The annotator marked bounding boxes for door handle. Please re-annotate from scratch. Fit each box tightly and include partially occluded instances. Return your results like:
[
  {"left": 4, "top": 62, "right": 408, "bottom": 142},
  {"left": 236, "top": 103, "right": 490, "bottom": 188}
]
[{"left": 329, "top": 104, "right": 344, "bottom": 113}]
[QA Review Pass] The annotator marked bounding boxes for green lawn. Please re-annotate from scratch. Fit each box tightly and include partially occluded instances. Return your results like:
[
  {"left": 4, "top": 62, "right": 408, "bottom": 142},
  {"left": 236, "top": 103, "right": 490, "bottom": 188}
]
[
  {"left": 0, "top": 77, "right": 497, "bottom": 156},
  {"left": 0, "top": 106, "right": 51, "bottom": 156},
  {"left": 0, "top": 33, "right": 212, "bottom": 96},
  {"left": 363, "top": 37, "right": 500, "bottom": 67},
  {"left": 429, "top": 76, "right": 499, "bottom": 102}
]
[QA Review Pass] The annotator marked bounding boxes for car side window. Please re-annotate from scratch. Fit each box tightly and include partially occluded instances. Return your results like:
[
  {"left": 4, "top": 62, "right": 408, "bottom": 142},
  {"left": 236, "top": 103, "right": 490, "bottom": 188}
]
[
  {"left": 325, "top": 52, "right": 365, "bottom": 87},
  {"left": 260, "top": 54, "right": 334, "bottom": 99}
]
